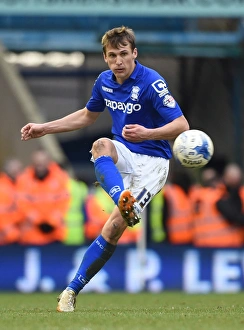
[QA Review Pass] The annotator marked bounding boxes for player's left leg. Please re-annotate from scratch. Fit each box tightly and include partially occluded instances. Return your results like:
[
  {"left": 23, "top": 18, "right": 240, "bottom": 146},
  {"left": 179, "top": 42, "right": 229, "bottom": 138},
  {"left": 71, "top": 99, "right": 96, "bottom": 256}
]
[{"left": 57, "top": 207, "right": 127, "bottom": 312}]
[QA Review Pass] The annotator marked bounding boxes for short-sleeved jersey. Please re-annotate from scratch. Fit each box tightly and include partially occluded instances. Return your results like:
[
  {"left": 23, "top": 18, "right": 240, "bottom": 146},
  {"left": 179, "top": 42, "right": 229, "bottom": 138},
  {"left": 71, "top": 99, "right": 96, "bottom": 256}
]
[{"left": 86, "top": 61, "right": 183, "bottom": 159}]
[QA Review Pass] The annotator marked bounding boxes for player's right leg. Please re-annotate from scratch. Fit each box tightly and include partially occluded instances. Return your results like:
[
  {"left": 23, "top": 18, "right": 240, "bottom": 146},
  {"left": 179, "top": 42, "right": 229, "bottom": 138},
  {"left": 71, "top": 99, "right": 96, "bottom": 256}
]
[
  {"left": 118, "top": 190, "right": 142, "bottom": 227},
  {"left": 91, "top": 138, "right": 143, "bottom": 227}
]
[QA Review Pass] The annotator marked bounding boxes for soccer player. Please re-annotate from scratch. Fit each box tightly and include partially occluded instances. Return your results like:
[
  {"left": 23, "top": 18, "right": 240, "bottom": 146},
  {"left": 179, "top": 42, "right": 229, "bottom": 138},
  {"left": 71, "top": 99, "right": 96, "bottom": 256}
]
[{"left": 21, "top": 26, "right": 189, "bottom": 312}]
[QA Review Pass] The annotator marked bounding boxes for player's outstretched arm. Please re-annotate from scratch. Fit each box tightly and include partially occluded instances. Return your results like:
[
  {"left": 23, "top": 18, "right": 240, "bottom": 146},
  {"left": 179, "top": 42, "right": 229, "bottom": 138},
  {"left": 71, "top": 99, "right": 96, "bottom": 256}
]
[
  {"left": 21, "top": 123, "right": 46, "bottom": 140},
  {"left": 21, "top": 107, "right": 100, "bottom": 141}
]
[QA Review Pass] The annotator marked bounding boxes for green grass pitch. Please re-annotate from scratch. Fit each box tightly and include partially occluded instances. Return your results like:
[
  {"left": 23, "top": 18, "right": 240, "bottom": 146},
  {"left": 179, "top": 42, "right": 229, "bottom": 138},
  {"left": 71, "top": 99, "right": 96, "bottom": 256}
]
[{"left": 1, "top": 292, "right": 244, "bottom": 330}]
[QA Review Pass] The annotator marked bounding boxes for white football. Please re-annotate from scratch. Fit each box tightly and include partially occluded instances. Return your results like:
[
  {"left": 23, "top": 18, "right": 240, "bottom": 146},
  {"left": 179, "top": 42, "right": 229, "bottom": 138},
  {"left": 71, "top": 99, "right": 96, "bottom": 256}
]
[{"left": 173, "top": 129, "right": 214, "bottom": 168}]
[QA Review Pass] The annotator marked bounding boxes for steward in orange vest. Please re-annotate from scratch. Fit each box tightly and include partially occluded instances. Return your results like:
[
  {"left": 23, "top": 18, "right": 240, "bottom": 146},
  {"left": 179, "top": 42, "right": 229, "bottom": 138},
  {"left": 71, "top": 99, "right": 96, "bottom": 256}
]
[
  {"left": 0, "top": 158, "right": 23, "bottom": 245},
  {"left": 164, "top": 170, "right": 194, "bottom": 244},
  {"left": 148, "top": 170, "right": 194, "bottom": 244},
  {"left": 16, "top": 149, "right": 70, "bottom": 245},
  {"left": 163, "top": 184, "right": 194, "bottom": 244},
  {"left": 85, "top": 186, "right": 141, "bottom": 244},
  {"left": 192, "top": 163, "right": 244, "bottom": 247}
]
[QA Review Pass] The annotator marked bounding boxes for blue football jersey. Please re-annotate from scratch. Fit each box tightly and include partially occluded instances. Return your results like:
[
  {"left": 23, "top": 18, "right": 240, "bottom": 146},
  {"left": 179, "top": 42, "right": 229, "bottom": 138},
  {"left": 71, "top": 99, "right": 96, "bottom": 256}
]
[{"left": 86, "top": 61, "right": 183, "bottom": 159}]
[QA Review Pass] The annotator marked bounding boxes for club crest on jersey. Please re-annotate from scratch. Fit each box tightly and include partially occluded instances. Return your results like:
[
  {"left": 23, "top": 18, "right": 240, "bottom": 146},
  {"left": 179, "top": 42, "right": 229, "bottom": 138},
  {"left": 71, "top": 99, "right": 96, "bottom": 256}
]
[
  {"left": 130, "top": 86, "right": 140, "bottom": 101},
  {"left": 163, "top": 94, "right": 176, "bottom": 108}
]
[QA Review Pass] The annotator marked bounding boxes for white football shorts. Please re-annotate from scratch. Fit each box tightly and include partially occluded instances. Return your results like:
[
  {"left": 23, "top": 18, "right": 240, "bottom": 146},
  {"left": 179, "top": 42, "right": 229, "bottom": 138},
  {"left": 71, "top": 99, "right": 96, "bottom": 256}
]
[{"left": 112, "top": 140, "right": 169, "bottom": 211}]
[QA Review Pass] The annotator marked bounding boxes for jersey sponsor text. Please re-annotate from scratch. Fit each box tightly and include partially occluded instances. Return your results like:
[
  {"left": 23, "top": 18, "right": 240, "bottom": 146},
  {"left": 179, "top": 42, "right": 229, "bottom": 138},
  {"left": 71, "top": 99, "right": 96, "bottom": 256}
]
[{"left": 105, "top": 98, "right": 141, "bottom": 114}]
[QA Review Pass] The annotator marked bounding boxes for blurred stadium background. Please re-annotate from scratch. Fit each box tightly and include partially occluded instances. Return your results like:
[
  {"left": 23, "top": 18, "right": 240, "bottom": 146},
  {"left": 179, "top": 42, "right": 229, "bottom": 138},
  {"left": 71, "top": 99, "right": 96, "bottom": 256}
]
[
  {"left": 1, "top": 1, "right": 244, "bottom": 295},
  {"left": 0, "top": 1, "right": 244, "bottom": 182}
]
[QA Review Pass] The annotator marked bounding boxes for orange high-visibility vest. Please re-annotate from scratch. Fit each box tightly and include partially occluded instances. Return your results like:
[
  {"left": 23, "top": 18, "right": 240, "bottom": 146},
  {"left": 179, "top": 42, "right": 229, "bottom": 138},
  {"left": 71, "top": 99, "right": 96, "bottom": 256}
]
[
  {"left": 16, "top": 162, "right": 70, "bottom": 245},
  {"left": 0, "top": 173, "right": 22, "bottom": 244},
  {"left": 192, "top": 185, "right": 244, "bottom": 247},
  {"left": 163, "top": 184, "right": 194, "bottom": 244}
]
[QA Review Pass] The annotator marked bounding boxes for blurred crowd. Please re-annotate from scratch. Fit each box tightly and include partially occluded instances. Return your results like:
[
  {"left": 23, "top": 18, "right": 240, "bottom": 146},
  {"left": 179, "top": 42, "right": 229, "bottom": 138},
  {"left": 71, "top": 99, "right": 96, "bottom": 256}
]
[{"left": 1, "top": 148, "right": 244, "bottom": 248}]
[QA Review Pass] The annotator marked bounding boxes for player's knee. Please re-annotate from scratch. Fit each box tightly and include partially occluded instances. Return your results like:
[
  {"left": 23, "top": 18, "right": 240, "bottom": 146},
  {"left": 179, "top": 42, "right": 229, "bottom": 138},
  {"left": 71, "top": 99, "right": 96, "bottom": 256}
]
[{"left": 91, "top": 138, "right": 111, "bottom": 158}]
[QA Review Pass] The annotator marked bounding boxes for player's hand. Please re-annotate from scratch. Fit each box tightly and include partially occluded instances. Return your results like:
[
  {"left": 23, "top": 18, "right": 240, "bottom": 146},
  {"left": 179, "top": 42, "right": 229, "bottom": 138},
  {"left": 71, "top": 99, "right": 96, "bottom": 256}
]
[
  {"left": 122, "top": 124, "right": 148, "bottom": 142},
  {"left": 21, "top": 123, "right": 46, "bottom": 141}
]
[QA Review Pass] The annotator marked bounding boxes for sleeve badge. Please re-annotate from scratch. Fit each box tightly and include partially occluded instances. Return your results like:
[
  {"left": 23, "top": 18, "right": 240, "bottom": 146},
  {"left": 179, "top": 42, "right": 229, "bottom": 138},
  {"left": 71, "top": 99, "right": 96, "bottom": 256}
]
[{"left": 163, "top": 94, "right": 176, "bottom": 108}]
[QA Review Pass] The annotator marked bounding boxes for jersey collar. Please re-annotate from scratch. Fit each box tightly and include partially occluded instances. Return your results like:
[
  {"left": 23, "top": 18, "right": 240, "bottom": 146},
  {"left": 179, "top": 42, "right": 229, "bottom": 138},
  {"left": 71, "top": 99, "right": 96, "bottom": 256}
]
[{"left": 129, "top": 60, "right": 140, "bottom": 80}]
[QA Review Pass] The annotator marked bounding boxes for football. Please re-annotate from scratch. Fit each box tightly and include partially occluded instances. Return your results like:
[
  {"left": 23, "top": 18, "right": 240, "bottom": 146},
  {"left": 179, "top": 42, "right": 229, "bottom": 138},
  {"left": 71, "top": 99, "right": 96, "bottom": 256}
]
[{"left": 172, "top": 129, "right": 214, "bottom": 168}]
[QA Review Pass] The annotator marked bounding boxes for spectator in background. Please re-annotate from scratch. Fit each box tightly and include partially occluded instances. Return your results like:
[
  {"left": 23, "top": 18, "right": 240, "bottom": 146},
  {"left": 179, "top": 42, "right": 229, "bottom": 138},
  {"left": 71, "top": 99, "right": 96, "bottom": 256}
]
[
  {"left": 0, "top": 158, "right": 23, "bottom": 245},
  {"left": 200, "top": 166, "right": 221, "bottom": 188},
  {"left": 148, "top": 169, "right": 194, "bottom": 245},
  {"left": 85, "top": 185, "right": 141, "bottom": 245},
  {"left": 216, "top": 163, "right": 244, "bottom": 231},
  {"left": 16, "top": 148, "right": 70, "bottom": 245},
  {"left": 192, "top": 162, "right": 244, "bottom": 247}
]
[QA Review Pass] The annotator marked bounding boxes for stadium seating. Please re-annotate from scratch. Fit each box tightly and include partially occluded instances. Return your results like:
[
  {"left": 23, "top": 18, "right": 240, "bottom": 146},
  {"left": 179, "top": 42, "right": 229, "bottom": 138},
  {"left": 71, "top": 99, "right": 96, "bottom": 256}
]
[{"left": 0, "top": 15, "right": 243, "bottom": 57}]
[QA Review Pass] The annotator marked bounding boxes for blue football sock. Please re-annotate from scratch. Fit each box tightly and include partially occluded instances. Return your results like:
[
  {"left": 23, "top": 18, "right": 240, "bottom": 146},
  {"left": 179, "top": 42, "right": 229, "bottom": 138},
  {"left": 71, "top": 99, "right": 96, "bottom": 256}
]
[
  {"left": 68, "top": 235, "right": 116, "bottom": 294},
  {"left": 94, "top": 155, "right": 124, "bottom": 205}
]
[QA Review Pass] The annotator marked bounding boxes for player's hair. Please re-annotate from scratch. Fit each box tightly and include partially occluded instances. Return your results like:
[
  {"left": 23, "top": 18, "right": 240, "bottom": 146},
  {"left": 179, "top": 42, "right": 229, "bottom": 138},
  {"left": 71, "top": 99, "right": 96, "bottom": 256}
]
[{"left": 101, "top": 26, "right": 136, "bottom": 54}]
